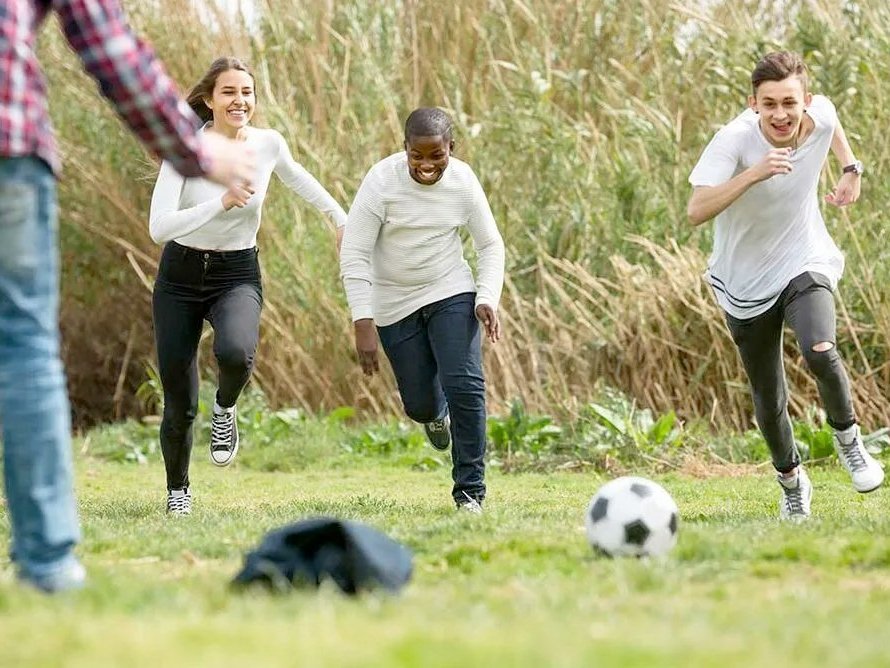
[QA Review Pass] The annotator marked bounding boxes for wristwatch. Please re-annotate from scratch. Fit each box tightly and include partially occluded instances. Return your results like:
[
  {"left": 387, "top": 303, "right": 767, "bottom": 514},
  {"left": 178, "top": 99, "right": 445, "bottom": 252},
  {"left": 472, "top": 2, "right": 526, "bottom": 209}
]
[{"left": 842, "top": 160, "right": 864, "bottom": 176}]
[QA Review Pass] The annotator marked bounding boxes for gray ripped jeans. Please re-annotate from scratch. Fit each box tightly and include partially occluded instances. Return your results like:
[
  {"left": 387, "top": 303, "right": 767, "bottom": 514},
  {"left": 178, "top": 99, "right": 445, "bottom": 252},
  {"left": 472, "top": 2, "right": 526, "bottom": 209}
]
[{"left": 725, "top": 271, "right": 856, "bottom": 473}]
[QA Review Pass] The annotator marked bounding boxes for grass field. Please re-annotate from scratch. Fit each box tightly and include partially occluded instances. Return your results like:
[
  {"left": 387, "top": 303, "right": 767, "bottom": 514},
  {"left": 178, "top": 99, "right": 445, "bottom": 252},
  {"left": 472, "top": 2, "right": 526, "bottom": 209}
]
[{"left": 1, "top": 429, "right": 889, "bottom": 668}]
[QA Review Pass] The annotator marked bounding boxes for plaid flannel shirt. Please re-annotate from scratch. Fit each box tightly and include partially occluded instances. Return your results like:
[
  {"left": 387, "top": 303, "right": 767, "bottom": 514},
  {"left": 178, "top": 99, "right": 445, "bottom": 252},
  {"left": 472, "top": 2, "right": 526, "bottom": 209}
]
[{"left": 0, "top": 0, "right": 208, "bottom": 177}]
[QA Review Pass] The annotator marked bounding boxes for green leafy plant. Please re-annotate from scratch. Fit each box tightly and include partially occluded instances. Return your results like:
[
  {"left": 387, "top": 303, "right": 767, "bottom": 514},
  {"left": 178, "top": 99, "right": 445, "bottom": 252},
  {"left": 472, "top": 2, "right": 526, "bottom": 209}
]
[{"left": 487, "top": 399, "right": 563, "bottom": 459}]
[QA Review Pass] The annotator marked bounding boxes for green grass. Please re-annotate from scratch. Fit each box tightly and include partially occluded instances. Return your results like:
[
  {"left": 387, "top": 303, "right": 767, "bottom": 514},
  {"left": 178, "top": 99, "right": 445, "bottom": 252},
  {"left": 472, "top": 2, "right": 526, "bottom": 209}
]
[{"left": 2, "top": 436, "right": 890, "bottom": 668}]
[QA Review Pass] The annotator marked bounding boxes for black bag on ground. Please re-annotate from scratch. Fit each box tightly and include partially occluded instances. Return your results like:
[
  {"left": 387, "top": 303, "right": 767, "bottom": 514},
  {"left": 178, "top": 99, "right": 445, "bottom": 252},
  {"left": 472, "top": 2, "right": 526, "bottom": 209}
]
[{"left": 231, "top": 517, "right": 413, "bottom": 595}]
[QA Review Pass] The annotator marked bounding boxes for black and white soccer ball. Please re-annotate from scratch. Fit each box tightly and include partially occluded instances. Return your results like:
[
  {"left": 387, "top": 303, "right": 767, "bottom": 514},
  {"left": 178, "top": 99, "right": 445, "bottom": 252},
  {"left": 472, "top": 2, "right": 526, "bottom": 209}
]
[{"left": 585, "top": 476, "right": 679, "bottom": 558}]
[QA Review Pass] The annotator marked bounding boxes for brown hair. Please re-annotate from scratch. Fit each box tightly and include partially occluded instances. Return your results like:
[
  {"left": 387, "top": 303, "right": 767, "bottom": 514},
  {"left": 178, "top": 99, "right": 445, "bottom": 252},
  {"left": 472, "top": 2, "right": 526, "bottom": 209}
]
[
  {"left": 185, "top": 57, "right": 255, "bottom": 124},
  {"left": 751, "top": 51, "right": 808, "bottom": 94}
]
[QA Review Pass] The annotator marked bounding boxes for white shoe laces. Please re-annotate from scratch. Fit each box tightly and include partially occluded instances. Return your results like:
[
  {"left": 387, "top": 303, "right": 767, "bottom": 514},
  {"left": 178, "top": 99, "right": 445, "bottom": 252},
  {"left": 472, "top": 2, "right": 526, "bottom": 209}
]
[
  {"left": 838, "top": 440, "right": 868, "bottom": 472},
  {"left": 782, "top": 483, "right": 805, "bottom": 515},
  {"left": 167, "top": 490, "right": 191, "bottom": 515},
  {"left": 427, "top": 418, "right": 448, "bottom": 433},
  {"left": 211, "top": 411, "right": 235, "bottom": 450}
]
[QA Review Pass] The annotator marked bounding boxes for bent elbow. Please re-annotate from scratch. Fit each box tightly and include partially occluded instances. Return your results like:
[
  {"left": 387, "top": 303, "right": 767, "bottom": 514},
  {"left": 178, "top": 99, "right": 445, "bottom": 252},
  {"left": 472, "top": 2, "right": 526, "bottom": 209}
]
[
  {"left": 686, "top": 204, "right": 706, "bottom": 227},
  {"left": 148, "top": 221, "right": 168, "bottom": 245}
]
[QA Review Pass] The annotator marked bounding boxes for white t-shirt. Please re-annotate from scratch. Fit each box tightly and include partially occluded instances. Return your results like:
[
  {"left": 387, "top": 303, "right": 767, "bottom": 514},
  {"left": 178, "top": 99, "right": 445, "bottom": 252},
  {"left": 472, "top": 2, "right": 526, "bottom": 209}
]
[
  {"left": 149, "top": 125, "right": 347, "bottom": 251},
  {"left": 688, "top": 94, "right": 844, "bottom": 319},
  {"left": 340, "top": 152, "right": 505, "bottom": 326}
]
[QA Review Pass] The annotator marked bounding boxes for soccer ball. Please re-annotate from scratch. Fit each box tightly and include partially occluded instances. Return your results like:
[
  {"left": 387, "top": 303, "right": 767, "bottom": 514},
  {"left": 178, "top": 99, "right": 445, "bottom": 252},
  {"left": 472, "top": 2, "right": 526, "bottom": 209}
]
[{"left": 584, "top": 476, "right": 679, "bottom": 558}]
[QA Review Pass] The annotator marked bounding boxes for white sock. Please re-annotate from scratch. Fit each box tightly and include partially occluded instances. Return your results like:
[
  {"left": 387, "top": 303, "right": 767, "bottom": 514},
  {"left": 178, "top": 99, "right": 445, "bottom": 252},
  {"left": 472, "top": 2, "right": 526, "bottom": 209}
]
[
  {"left": 213, "top": 400, "right": 234, "bottom": 415},
  {"left": 835, "top": 424, "right": 858, "bottom": 446}
]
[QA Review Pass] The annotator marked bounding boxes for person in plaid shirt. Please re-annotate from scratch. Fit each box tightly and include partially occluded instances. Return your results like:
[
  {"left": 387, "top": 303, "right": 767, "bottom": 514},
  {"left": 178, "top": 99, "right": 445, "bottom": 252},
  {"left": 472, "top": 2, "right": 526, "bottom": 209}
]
[{"left": 0, "top": 0, "right": 255, "bottom": 593}]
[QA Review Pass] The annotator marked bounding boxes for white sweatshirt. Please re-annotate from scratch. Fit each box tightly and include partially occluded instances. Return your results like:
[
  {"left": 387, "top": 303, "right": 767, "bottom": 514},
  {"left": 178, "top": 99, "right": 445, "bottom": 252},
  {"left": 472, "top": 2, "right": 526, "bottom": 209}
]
[
  {"left": 149, "top": 126, "right": 347, "bottom": 250},
  {"left": 340, "top": 152, "right": 505, "bottom": 326}
]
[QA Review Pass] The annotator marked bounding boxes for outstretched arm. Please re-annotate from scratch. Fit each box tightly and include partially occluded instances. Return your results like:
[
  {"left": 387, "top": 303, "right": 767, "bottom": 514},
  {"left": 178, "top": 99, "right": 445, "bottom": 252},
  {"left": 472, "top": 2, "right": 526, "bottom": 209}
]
[
  {"left": 273, "top": 132, "right": 348, "bottom": 230},
  {"left": 825, "top": 119, "right": 861, "bottom": 208},
  {"left": 53, "top": 0, "right": 253, "bottom": 187},
  {"left": 54, "top": 0, "right": 207, "bottom": 176}
]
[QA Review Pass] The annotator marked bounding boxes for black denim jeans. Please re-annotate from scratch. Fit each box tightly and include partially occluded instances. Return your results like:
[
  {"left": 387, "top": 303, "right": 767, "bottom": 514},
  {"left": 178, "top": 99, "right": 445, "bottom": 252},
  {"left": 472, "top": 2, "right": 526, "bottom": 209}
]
[
  {"left": 377, "top": 292, "right": 487, "bottom": 504},
  {"left": 152, "top": 241, "right": 263, "bottom": 490},
  {"left": 725, "top": 271, "right": 856, "bottom": 473}
]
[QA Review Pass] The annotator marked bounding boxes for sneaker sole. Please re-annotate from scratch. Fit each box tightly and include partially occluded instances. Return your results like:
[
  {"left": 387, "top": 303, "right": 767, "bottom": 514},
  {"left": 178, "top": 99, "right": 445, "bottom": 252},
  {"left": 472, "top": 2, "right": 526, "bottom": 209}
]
[
  {"left": 854, "top": 478, "right": 884, "bottom": 494},
  {"left": 210, "top": 433, "right": 240, "bottom": 467}
]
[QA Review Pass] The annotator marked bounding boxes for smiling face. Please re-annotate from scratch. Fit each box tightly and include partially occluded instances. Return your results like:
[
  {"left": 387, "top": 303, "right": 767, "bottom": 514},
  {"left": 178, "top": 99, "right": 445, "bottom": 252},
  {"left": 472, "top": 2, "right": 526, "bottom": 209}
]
[
  {"left": 748, "top": 76, "right": 812, "bottom": 148},
  {"left": 205, "top": 68, "right": 255, "bottom": 136},
  {"left": 405, "top": 134, "right": 452, "bottom": 185}
]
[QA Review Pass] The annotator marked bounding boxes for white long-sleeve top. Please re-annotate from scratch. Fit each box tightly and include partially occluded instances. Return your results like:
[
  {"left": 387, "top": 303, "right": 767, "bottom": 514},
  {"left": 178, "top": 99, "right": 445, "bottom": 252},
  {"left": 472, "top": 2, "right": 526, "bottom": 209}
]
[
  {"left": 149, "top": 126, "right": 347, "bottom": 250},
  {"left": 340, "top": 152, "right": 505, "bottom": 326}
]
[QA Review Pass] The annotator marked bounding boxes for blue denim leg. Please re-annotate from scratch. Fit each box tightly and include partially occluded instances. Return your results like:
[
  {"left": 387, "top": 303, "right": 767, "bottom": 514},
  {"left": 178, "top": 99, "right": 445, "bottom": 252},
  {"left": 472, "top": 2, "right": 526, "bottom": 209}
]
[
  {"left": 377, "top": 309, "right": 447, "bottom": 424},
  {"left": 378, "top": 292, "right": 486, "bottom": 504},
  {"left": 0, "top": 157, "right": 82, "bottom": 583},
  {"left": 425, "top": 293, "right": 486, "bottom": 503}
]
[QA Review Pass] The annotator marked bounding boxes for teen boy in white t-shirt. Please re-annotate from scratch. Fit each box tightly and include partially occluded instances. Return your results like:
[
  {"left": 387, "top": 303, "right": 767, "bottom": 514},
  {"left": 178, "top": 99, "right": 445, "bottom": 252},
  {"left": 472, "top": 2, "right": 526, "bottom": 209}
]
[{"left": 688, "top": 51, "right": 883, "bottom": 520}]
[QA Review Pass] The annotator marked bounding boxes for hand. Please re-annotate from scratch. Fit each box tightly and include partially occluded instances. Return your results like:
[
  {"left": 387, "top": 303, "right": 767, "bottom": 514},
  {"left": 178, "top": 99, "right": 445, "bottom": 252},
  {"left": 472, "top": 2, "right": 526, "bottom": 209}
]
[
  {"left": 354, "top": 319, "right": 379, "bottom": 376},
  {"left": 201, "top": 131, "right": 256, "bottom": 188},
  {"left": 222, "top": 183, "right": 255, "bottom": 210},
  {"left": 825, "top": 172, "right": 861, "bottom": 208},
  {"left": 750, "top": 147, "right": 793, "bottom": 183},
  {"left": 336, "top": 226, "right": 345, "bottom": 254},
  {"left": 475, "top": 304, "right": 501, "bottom": 343}
]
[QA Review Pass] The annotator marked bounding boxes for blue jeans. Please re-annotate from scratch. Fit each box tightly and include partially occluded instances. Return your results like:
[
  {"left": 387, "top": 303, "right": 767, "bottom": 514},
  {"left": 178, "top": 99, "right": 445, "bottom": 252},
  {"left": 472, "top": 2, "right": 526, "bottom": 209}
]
[
  {"left": 0, "top": 157, "right": 81, "bottom": 582},
  {"left": 377, "top": 292, "right": 486, "bottom": 504}
]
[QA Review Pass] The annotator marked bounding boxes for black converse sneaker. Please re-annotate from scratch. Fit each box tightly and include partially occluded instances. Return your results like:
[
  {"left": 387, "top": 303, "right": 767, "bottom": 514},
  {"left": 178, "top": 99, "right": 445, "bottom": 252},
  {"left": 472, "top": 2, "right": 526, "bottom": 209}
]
[
  {"left": 210, "top": 404, "right": 239, "bottom": 466},
  {"left": 166, "top": 488, "right": 192, "bottom": 516},
  {"left": 423, "top": 413, "right": 451, "bottom": 451}
]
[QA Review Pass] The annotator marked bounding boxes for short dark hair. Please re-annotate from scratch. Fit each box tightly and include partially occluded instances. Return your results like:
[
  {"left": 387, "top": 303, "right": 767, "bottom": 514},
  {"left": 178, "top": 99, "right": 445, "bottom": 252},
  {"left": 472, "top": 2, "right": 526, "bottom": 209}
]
[
  {"left": 186, "top": 56, "right": 255, "bottom": 125},
  {"left": 404, "top": 107, "right": 453, "bottom": 143},
  {"left": 751, "top": 51, "right": 808, "bottom": 94}
]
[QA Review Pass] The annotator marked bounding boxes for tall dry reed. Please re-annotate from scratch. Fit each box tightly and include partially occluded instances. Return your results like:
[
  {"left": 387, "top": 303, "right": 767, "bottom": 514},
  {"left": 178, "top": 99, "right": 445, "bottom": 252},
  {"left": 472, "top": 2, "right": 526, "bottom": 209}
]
[{"left": 38, "top": 0, "right": 890, "bottom": 430}]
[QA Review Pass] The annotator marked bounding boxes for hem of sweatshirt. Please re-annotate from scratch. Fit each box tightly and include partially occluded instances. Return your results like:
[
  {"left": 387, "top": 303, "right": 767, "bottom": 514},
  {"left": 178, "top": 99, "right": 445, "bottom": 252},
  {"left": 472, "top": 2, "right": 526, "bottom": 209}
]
[{"left": 371, "top": 282, "right": 479, "bottom": 327}]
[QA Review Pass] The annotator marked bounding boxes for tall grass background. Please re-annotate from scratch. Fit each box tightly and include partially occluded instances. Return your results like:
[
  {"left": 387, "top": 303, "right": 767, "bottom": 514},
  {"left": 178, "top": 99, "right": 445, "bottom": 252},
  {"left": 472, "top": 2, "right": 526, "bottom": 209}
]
[{"left": 41, "top": 0, "right": 890, "bottom": 431}]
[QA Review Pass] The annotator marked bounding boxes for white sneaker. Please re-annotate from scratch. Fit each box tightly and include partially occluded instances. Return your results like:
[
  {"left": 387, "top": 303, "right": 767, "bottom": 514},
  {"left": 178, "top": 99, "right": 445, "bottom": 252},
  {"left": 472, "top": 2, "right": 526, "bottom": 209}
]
[
  {"left": 210, "top": 404, "right": 239, "bottom": 466},
  {"left": 834, "top": 426, "right": 884, "bottom": 493},
  {"left": 166, "top": 488, "right": 192, "bottom": 516},
  {"left": 20, "top": 560, "right": 87, "bottom": 593},
  {"left": 778, "top": 467, "right": 812, "bottom": 521},
  {"left": 456, "top": 492, "right": 483, "bottom": 515}
]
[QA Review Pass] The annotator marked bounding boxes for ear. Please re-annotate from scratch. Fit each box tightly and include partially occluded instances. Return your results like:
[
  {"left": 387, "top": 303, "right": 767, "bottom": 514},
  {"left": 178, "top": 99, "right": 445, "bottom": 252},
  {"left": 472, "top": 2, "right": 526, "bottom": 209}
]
[
  {"left": 205, "top": 97, "right": 213, "bottom": 109},
  {"left": 803, "top": 91, "right": 813, "bottom": 108},
  {"left": 448, "top": 139, "right": 455, "bottom": 152},
  {"left": 747, "top": 94, "right": 758, "bottom": 114}
]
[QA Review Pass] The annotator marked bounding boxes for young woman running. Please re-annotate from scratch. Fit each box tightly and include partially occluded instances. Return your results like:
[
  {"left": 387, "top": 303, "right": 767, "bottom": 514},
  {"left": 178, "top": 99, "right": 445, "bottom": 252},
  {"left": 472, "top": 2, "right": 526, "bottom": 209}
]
[{"left": 149, "top": 57, "right": 347, "bottom": 515}]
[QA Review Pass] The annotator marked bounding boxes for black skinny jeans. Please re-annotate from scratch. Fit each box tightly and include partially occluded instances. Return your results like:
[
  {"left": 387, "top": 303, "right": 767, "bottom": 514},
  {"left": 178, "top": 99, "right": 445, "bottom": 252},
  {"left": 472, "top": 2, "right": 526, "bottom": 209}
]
[
  {"left": 725, "top": 271, "right": 856, "bottom": 473},
  {"left": 152, "top": 241, "right": 263, "bottom": 490}
]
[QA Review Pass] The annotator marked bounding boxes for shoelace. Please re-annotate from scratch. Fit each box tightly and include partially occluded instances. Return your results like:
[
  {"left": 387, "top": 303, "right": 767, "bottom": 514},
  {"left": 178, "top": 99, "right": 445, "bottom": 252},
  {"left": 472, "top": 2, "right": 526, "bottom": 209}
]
[
  {"left": 839, "top": 441, "right": 868, "bottom": 472},
  {"left": 428, "top": 419, "right": 447, "bottom": 433},
  {"left": 783, "top": 484, "right": 805, "bottom": 515},
  {"left": 167, "top": 493, "right": 191, "bottom": 513},
  {"left": 459, "top": 491, "right": 483, "bottom": 514},
  {"left": 211, "top": 412, "right": 234, "bottom": 450}
]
